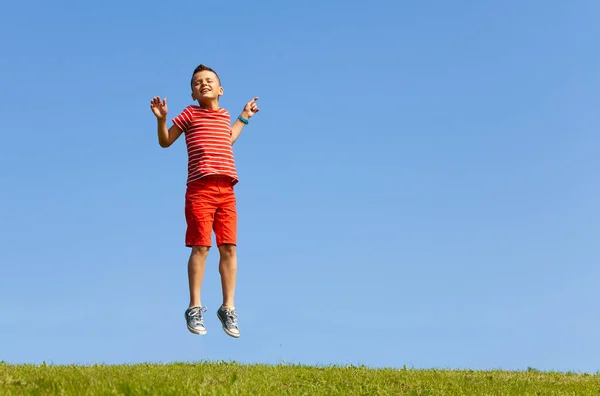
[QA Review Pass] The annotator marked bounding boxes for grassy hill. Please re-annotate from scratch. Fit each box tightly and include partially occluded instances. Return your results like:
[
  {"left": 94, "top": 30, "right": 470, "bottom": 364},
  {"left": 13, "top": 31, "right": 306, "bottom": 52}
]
[{"left": 1, "top": 361, "right": 599, "bottom": 395}]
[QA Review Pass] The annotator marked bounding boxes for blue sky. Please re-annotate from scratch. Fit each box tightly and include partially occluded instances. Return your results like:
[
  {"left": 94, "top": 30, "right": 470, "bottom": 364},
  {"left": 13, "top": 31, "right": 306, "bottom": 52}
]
[{"left": 1, "top": 0, "right": 599, "bottom": 373}]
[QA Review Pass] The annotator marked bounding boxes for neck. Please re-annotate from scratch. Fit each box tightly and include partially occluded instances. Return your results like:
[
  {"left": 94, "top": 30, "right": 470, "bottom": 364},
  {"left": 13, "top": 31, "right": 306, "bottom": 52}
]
[{"left": 198, "top": 99, "right": 219, "bottom": 110}]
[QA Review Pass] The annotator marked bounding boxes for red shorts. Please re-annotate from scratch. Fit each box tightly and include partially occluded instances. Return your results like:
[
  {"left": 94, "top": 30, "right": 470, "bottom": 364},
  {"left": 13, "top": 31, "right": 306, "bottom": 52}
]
[{"left": 184, "top": 175, "right": 237, "bottom": 247}]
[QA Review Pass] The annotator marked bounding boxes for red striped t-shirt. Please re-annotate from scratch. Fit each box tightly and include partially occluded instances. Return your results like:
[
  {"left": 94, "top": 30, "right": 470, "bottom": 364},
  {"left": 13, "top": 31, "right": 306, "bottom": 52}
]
[{"left": 172, "top": 105, "right": 238, "bottom": 185}]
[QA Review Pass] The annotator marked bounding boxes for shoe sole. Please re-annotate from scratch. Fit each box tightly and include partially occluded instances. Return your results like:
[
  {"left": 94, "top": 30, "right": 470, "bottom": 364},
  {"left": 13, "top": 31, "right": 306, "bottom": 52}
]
[
  {"left": 187, "top": 324, "right": 207, "bottom": 335},
  {"left": 217, "top": 312, "right": 240, "bottom": 338}
]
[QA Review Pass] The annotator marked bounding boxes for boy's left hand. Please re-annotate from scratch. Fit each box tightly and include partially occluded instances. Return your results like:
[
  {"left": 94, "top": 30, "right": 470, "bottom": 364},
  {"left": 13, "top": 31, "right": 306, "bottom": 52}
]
[{"left": 241, "top": 97, "right": 260, "bottom": 119}]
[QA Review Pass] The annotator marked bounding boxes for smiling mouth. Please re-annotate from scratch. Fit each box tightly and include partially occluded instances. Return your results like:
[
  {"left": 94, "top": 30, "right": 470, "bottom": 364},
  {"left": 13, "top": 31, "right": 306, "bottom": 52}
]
[{"left": 201, "top": 88, "right": 210, "bottom": 94}]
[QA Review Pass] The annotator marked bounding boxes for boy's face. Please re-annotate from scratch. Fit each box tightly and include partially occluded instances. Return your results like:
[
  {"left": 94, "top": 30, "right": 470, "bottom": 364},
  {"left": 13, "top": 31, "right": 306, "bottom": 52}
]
[{"left": 191, "top": 70, "right": 223, "bottom": 103}]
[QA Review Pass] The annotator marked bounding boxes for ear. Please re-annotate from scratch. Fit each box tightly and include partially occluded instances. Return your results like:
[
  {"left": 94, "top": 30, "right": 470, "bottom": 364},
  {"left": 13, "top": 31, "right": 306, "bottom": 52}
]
[
  {"left": 191, "top": 91, "right": 196, "bottom": 101},
  {"left": 218, "top": 86, "right": 224, "bottom": 97}
]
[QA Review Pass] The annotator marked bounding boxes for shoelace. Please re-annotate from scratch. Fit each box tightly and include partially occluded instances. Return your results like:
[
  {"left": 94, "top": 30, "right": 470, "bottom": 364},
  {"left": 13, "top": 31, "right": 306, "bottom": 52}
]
[
  {"left": 188, "top": 306, "right": 207, "bottom": 323},
  {"left": 223, "top": 309, "right": 238, "bottom": 328}
]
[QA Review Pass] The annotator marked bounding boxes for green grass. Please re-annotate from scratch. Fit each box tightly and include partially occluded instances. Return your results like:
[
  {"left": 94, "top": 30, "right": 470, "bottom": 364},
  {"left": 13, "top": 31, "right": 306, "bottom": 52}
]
[{"left": 1, "top": 361, "right": 599, "bottom": 395}]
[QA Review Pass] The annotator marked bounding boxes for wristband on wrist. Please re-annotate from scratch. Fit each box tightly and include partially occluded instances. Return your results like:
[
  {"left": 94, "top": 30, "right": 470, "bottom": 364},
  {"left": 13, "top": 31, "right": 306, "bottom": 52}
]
[{"left": 238, "top": 115, "right": 249, "bottom": 125}]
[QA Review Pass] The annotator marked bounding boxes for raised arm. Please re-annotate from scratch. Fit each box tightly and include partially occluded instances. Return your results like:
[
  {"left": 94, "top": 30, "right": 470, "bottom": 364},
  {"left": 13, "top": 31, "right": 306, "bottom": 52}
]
[
  {"left": 231, "top": 97, "right": 260, "bottom": 145},
  {"left": 151, "top": 96, "right": 183, "bottom": 148}
]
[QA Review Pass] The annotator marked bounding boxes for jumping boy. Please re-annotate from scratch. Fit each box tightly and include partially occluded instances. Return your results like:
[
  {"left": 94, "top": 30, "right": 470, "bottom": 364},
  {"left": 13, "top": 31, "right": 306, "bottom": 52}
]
[{"left": 150, "top": 64, "right": 259, "bottom": 338}]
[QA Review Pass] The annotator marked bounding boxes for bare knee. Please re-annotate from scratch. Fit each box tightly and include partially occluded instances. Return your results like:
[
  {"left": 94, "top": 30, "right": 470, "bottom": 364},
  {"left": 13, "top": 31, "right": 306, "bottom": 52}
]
[
  {"left": 191, "top": 246, "right": 210, "bottom": 258},
  {"left": 218, "top": 244, "right": 236, "bottom": 259}
]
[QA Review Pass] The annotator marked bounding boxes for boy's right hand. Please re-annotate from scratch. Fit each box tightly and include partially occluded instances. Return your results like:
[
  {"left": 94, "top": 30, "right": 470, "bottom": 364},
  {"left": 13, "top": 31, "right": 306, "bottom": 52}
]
[{"left": 150, "top": 96, "right": 168, "bottom": 119}]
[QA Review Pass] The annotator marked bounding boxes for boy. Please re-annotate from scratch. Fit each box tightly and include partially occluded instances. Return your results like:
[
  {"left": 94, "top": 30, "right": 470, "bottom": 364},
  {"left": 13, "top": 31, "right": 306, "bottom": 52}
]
[{"left": 150, "top": 64, "right": 259, "bottom": 338}]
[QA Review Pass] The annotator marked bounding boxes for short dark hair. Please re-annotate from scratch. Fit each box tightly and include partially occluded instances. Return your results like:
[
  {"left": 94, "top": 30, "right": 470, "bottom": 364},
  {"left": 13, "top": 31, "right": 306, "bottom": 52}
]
[{"left": 190, "top": 64, "right": 221, "bottom": 88}]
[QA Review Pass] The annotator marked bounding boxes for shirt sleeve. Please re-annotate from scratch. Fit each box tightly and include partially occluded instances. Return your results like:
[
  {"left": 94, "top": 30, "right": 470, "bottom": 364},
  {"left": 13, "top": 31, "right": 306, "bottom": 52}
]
[{"left": 172, "top": 106, "right": 192, "bottom": 133}]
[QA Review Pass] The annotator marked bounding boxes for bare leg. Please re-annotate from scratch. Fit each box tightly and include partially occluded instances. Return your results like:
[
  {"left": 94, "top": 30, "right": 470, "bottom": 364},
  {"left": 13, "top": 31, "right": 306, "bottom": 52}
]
[
  {"left": 188, "top": 246, "right": 210, "bottom": 308},
  {"left": 218, "top": 244, "right": 237, "bottom": 308}
]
